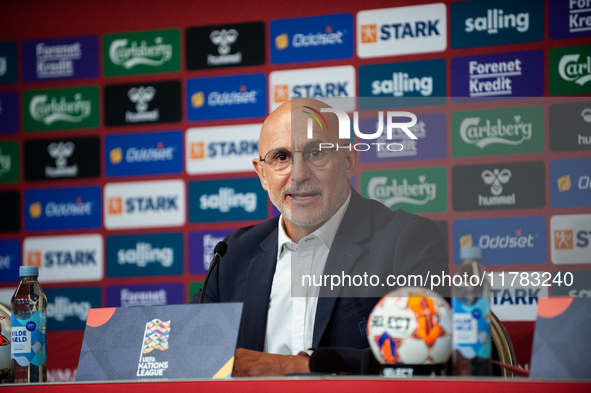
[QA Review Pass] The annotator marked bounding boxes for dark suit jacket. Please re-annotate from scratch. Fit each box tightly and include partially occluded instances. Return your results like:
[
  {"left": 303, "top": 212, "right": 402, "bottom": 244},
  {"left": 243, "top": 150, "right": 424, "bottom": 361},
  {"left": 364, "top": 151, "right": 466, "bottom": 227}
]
[{"left": 191, "top": 189, "right": 448, "bottom": 372}]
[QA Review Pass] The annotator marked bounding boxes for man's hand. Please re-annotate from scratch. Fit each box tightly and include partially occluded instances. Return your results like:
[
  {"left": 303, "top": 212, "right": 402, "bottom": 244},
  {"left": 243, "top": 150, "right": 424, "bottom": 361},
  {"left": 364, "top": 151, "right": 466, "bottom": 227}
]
[{"left": 232, "top": 348, "right": 310, "bottom": 377}]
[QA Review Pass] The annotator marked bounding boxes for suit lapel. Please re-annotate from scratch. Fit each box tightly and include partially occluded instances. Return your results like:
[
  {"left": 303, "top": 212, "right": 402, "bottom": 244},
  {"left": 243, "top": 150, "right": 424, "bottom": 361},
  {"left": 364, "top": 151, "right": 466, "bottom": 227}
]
[
  {"left": 312, "top": 190, "right": 372, "bottom": 347},
  {"left": 238, "top": 226, "right": 278, "bottom": 351}
]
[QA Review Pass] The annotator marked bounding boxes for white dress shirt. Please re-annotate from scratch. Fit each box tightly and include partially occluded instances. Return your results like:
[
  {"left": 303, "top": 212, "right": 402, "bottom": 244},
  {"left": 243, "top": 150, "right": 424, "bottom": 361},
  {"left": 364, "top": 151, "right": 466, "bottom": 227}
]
[{"left": 264, "top": 192, "right": 351, "bottom": 355}]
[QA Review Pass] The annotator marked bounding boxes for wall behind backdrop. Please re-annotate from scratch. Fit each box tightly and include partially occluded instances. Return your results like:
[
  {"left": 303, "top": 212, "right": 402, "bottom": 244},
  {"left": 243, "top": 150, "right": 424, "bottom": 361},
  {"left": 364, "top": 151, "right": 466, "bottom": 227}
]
[{"left": 1, "top": 0, "right": 590, "bottom": 381}]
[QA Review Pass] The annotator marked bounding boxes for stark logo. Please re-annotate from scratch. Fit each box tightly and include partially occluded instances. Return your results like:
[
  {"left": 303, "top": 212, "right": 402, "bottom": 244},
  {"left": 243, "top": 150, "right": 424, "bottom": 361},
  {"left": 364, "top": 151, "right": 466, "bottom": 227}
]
[
  {"left": 190, "top": 142, "right": 205, "bottom": 160},
  {"left": 27, "top": 251, "right": 42, "bottom": 268},
  {"left": 108, "top": 197, "right": 123, "bottom": 215},
  {"left": 274, "top": 85, "right": 289, "bottom": 103},
  {"left": 361, "top": 24, "right": 377, "bottom": 43},
  {"left": 481, "top": 168, "right": 512, "bottom": 196},
  {"left": 555, "top": 230, "right": 573, "bottom": 250},
  {"left": 210, "top": 29, "right": 238, "bottom": 55}
]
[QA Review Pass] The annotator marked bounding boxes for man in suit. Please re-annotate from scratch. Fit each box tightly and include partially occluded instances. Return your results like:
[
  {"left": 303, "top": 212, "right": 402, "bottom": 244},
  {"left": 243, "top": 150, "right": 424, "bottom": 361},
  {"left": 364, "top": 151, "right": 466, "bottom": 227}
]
[{"left": 193, "top": 98, "right": 448, "bottom": 376}]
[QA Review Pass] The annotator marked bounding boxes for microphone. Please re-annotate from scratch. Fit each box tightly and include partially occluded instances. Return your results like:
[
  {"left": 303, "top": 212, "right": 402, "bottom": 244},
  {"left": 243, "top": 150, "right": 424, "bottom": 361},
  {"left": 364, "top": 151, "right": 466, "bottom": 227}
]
[{"left": 199, "top": 241, "right": 227, "bottom": 304}]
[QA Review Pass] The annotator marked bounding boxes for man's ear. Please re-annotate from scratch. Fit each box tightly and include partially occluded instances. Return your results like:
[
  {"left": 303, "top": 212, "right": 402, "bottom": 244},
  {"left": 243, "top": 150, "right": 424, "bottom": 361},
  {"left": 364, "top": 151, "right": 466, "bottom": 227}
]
[
  {"left": 253, "top": 158, "right": 269, "bottom": 191},
  {"left": 344, "top": 148, "right": 359, "bottom": 181}
]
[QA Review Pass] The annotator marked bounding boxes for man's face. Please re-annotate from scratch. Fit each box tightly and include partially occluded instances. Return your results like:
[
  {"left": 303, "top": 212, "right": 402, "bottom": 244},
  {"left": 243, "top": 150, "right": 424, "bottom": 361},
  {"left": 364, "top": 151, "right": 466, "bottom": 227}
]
[{"left": 253, "top": 100, "right": 357, "bottom": 230}]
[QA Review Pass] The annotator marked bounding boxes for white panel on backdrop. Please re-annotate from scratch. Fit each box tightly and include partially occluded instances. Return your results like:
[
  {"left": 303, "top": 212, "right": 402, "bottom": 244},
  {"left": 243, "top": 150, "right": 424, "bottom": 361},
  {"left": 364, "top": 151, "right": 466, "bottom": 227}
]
[
  {"left": 551, "top": 214, "right": 591, "bottom": 264},
  {"left": 357, "top": 3, "right": 447, "bottom": 58},
  {"left": 490, "top": 272, "right": 548, "bottom": 321},
  {"left": 185, "top": 124, "right": 261, "bottom": 175},
  {"left": 269, "top": 65, "right": 356, "bottom": 112},
  {"left": 23, "top": 234, "right": 103, "bottom": 283},
  {"left": 104, "top": 179, "right": 186, "bottom": 230}
]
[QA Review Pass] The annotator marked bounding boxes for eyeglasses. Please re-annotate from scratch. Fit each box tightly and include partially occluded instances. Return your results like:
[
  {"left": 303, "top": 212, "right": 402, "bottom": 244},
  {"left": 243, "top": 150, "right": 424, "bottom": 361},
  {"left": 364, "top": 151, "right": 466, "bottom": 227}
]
[{"left": 259, "top": 143, "right": 348, "bottom": 175}]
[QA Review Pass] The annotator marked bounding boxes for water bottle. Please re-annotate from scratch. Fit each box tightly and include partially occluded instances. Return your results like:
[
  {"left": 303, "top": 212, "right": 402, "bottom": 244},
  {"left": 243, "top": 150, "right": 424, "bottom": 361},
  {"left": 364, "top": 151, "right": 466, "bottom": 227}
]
[
  {"left": 452, "top": 246, "right": 491, "bottom": 376},
  {"left": 10, "top": 266, "right": 47, "bottom": 383}
]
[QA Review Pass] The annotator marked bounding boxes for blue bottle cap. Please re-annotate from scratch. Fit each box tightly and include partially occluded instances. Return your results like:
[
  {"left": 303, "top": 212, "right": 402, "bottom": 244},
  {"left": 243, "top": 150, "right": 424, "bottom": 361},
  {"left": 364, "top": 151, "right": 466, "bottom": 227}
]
[
  {"left": 19, "top": 265, "right": 39, "bottom": 277},
  {"left": 460, "top": 246, "right": 482, "bottom": 260}
]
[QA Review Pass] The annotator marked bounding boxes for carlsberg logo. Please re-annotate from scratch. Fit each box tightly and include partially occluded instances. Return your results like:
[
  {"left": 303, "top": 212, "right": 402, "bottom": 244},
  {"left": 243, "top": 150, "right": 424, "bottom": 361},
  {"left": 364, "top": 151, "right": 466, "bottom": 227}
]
[
  {"left": 460, "top": 115, "right": 532, "bottom": 148},
  {"left": 30, "top": 93, "right": 91, "bottom": 125},
  {"left": 367, "top": 175, "right": 436, "bottom": 208},
  {"left": 109, "top": 37, "right": 173, "bottom": 69},
  {"left": 559, "top": 54, "right": 591, "bottom": 86}
]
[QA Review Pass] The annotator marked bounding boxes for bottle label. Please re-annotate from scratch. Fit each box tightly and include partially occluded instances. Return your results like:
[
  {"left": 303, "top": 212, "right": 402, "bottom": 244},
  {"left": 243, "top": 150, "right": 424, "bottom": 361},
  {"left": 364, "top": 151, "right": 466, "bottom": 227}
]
[
  {"left": 452, "top": 298, "right": 491, "bottom": 359},
  {"left": 11, "top": 311, "right": 47, "bottom": 367}
]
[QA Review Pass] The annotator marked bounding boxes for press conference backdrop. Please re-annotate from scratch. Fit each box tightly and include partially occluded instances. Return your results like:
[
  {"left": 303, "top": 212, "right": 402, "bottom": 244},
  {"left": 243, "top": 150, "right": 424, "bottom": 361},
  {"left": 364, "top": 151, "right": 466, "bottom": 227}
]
[{"left": 0, "top": 0, "right": 590, "bottom": 381}]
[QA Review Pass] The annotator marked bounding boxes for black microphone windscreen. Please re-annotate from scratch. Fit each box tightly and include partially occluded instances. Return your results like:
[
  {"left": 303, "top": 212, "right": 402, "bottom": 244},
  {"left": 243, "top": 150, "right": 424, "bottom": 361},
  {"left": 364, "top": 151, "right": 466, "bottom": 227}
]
[
  {"left": 214, "top": 241, "right": 228, "bottom": 257},
  {"left": 309, "top": 347, "right": 346, "bottom": 374}
]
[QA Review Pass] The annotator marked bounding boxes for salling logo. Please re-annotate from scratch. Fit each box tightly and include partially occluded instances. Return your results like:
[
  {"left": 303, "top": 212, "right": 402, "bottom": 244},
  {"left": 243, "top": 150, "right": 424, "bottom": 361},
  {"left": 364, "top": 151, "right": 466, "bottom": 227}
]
[
  {"left": 47, "top": 296, "right": 91, "bottom": 322},
  {"left": 29, "top": 93, "right": 91, "bottom": 125},
  {"left": 0, "top": 57, "right": 7, "bottom": 76},
  {"left": 200, "top": 187, "right": 257, "bottom": 213},
  {"left": 46, "top": 142, "right": 77, "bottom": 178},
  {"left": 460, "top": 115, "right": 532, "bottom": 148},
  {"left": 558, "top": 54, "right": 591, "bottom": 86},
  {"left": 0, "top": 148, "right": 11, "bottom": 176},
  {"left": 121, "top": 288, "right": 167, "bottom": 307},
  {"left": 464, "top": 8, "right": 529, "bottom": 34},
  {"left": 367, "top": 175, "right": 436, "bottom": 208},
  {"left": 371, "top": 72, "right": 433, "bottom": 97},
  {"left": 126, "top": 86, "right": 158, "bottom": 123},
  {"left": 479, "top": 168, "right": 515, "bottom": 207},
  {"left": 109, "top": 36, "right": 172, "bottom": 69},
  {"left": 191, "top": 85, "right": 258, "bottom": 108},
  {"left": 35, "top": 42, "right": 81, "bottom": 79},
  {"left": 468, "top": 58, "right": 521, "bottom": 97},
  {"left": 29, "top": 196, "right": 93, "bottom": 219},
  {"left": 209, "top": 29, "right": 241, "bottom": 66},
  {"left": 275, "top": 26, "right": 345, "bottom": 50},
  {"left": 117, "top": 242, "right": 174, "bottom": 268},
  {"left": 110, "top": 142, "right": 175, "bottom": 165}
]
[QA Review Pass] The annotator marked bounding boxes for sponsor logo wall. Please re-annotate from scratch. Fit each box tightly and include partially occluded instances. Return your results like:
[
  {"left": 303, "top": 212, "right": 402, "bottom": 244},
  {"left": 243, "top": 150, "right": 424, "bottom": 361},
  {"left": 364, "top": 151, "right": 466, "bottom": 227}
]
[{"left": 1, "top": 0, "right": 591, "bottom": 378}]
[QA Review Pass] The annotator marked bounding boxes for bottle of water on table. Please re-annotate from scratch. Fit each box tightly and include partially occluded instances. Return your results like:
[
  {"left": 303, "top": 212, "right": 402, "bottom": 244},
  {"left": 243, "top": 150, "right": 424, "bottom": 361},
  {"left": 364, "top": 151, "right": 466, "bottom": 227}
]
[{"left": 10, "top": 266, "right": 47, "bottom": 383}]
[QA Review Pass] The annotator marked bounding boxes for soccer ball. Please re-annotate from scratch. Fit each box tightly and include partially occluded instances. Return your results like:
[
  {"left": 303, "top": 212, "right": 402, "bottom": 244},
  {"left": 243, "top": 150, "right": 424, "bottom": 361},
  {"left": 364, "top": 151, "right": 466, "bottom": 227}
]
[{"left": 367, "top": 287, "right": 452, "bottom": 365}]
